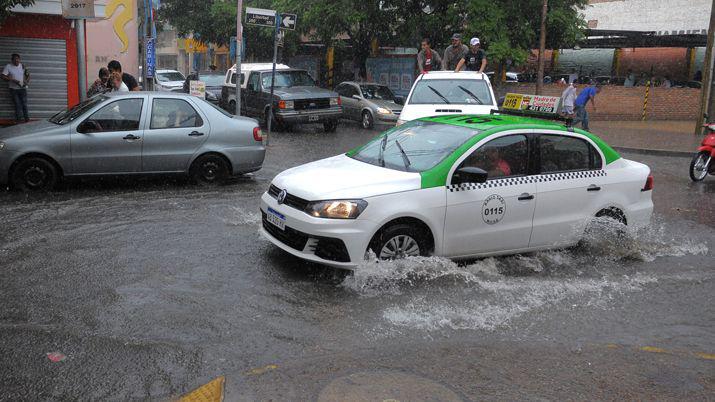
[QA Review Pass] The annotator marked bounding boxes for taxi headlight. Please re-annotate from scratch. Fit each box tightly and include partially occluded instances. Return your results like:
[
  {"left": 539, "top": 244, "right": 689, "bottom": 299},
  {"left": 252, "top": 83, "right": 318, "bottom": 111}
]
[
  {"left": 376, "top": 107, "right": 391, "bottom": 115},
  {"left": 305, "top": 199, "right": 368, "bottom": 219}
]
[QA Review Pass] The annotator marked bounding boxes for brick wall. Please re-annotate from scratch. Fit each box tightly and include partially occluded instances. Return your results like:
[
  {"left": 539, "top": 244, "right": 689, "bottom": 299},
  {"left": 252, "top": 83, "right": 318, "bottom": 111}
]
[{"left": 494, "top": 84, "right": 701, "bottom": 121}]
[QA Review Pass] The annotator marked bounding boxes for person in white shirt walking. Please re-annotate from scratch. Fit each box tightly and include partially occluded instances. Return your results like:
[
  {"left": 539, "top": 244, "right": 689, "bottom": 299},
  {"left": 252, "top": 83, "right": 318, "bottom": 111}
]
[
  {"left": 1, "top": 53, "right": 30, "bottom": 123},
  {"left": 561, "top": 80, "right": 577, "bottom": 116}
]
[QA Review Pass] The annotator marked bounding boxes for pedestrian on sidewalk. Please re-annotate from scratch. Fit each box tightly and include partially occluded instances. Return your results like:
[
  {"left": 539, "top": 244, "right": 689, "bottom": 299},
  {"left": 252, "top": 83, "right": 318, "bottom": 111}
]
[
  {"left": 107, "top": 60, "right": 139, "bottom": 91},
  {"left": 572, "top": 83, "right": 600, "bottom": 131},
  {"left": 455, "top": 37, "right": 487, "bottom": 73},
  {"left": 417, "top": 38, "right": 442, "bottom": 73},
  {"left": 561, "top": 80, "right": 577, "bottom": 116},
  {"left": 87, "top": 67, "right": 109, "bottom": 98},
  {"left": 442, "top": 33, "right": 469, "bottom": 71},
  {"left": 1, "top": 53, "right": 30, "bottom": 123},
  {"left": 109, "top": 72, "right": 129, "bottom": 92},
  {"left": 623, "top": 69, "right": 635, "bottom": 87}
]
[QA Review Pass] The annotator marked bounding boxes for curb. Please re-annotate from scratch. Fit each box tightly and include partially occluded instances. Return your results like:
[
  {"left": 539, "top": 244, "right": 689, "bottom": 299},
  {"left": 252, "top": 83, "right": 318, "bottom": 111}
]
[{"left": 612, "top": 146, "right": 693, "bottom": 158}]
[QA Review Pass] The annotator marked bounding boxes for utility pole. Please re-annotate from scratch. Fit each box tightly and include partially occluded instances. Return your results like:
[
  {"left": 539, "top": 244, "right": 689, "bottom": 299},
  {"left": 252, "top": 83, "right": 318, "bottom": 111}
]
[
  {"left": 696, "top": 2, "right": 715, "bottom": 134},
  {"left": 76, "top": 20, "right": 87, "bottom": 101},
  {"left": 236, "top": 0, "right": 243, "bottom": 116},
  {"left": 536, "top": 0, "right": 548, "bottom": 95}
]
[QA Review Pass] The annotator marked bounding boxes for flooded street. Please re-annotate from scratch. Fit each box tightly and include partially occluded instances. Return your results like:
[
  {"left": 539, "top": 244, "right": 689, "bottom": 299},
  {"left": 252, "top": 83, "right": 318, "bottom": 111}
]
[{"left": 1, "top": 123, "right": 713, "bottom": 400}]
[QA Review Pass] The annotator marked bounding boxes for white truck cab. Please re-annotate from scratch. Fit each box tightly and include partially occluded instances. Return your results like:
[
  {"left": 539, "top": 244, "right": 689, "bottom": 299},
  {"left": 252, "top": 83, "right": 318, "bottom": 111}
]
[
  {"left": 220, "top": 63, "right": 290, "bottom": 111},
  {"left": 398, "top": 71, "right": 498, "bottom": 125}
]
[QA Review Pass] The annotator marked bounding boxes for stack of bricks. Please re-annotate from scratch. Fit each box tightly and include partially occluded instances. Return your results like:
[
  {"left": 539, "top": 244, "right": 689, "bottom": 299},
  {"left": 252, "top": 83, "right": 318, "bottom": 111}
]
[{"left": 494, "top": 83, "right": 701, "bottom": 121}]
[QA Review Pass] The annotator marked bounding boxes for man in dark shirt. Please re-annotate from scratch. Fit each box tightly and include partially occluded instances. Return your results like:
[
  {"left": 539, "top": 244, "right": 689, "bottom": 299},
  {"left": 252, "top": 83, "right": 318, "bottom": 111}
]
[
  {"left": 107, "top": 60, "right": 139, "bottom": 91},
  {"left": 455, "top": 37, "right": 487, "bottom": 73}
]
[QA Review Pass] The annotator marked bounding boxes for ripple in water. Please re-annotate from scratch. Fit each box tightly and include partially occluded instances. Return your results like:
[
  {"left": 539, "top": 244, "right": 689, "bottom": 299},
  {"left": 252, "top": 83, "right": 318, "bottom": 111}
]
[{"left": 342, "top": 216, "right": 708, "bottom": 331}]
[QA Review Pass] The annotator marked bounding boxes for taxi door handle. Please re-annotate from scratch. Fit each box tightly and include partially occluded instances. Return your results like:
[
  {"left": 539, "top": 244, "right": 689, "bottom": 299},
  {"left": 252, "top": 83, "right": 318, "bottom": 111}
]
[
  {"left": 587, "top": 185, "right": 601, "bottom": 192},
  {"left": 518, "top": 193, "right": 534, "bottom": 201},
  {"left": 188, "top": 131, "right": 204, "bottom": 137}
]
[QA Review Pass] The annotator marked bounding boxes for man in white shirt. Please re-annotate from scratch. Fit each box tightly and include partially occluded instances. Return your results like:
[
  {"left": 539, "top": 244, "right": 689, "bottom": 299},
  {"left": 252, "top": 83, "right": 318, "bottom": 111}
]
[
  {"left": 561, "top": 81, "right": 576, "bottom": 116},
  {"left": 1, "top": 53, "right": 30, "bottom": 123}
]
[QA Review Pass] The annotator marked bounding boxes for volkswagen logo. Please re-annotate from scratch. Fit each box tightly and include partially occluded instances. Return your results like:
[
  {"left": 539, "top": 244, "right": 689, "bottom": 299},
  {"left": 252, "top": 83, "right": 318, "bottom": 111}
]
[{"left": 277, "top": 189, "right": 288, "bottom": 205}]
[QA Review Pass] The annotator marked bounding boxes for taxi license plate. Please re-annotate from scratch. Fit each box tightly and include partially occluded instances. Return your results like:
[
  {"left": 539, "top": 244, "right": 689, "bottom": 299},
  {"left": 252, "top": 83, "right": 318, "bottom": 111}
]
[
  {"left": 266, "top": 207, "right": 286, "bottom": 230},
  {"left": 308, "top": 115, "right": 320, "bottom": 122}
]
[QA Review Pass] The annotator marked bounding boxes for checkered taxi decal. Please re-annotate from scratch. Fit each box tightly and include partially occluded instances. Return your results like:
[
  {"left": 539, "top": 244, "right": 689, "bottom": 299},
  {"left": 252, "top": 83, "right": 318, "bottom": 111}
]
[{"left": 447, "top": 170, "right": 607, "bottom": 192}]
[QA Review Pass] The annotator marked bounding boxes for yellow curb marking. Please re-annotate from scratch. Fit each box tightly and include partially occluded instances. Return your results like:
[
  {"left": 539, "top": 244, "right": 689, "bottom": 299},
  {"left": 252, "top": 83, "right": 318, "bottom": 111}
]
[
  {"left": 244, "top": 364, "right": 278, "bottom": 376},
  {"left": 695, "top": 352, "right": 715, "bottom": 360},
  {"left": 180, "top": 376, "right": 224, "bottom": 402},
  {"left": 640, "top": 346, "right": 668, "bottom": 354},
  {"left": 606, "top": 344, "right": 620, "bottom": 349}
]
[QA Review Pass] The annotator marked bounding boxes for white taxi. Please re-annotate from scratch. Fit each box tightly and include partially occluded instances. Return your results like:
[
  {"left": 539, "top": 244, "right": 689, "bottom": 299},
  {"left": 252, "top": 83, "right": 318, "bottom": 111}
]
[{"left": 260, "top": 113, "right": 653, "bottom": 269}]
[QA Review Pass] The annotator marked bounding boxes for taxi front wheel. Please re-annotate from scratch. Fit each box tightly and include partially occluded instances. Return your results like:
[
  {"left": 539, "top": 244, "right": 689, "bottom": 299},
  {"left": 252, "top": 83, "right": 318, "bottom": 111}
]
[{"left": 369, "top": 223, "right": 430, "bottom": 260}]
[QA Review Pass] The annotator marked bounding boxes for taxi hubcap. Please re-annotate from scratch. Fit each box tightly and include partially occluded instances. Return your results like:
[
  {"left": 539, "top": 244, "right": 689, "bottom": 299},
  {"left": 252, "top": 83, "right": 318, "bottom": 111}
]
[{"left": 379, "top": 235, "right": 420, "bottom": 259}]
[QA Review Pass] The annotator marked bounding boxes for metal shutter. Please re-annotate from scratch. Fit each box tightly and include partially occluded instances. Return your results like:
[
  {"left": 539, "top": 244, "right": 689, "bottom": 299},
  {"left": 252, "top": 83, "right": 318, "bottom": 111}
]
[{"left": 0, "top": 37, "right": 68, "bottom": 119}]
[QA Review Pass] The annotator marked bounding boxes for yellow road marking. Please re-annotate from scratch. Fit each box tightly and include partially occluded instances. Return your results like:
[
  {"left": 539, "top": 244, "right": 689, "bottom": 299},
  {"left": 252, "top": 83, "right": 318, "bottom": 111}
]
[
  {"left": 180, "top": 376, "right": 224, "bottom": 402},
  {"left": 244, "top": 364, "right": 278, "bottom": 376},
  {"left": 640, "top": 346, "right": 668, "bottom": 354},
  {"left": 695, "top": 352, "right": 715, "bottom": 360},
  {"left": 606, "top": 344, "right": 620, "bottom": 349}
]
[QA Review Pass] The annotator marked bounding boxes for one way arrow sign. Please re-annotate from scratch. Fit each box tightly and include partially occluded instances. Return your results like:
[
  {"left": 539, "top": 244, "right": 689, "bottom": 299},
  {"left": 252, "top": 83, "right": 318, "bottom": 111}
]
[{"left": 280, "top": 13, "right": 297, "bottom": 30}]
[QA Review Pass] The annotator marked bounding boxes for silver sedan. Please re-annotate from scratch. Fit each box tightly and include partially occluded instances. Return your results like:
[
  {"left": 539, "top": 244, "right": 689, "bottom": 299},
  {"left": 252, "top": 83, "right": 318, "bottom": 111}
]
[
  {"left": 335, "top": 82, "right": 403, "bottom": 129},
  {"left": 0, "top": 92, "right": 265, "bottom": 191}
]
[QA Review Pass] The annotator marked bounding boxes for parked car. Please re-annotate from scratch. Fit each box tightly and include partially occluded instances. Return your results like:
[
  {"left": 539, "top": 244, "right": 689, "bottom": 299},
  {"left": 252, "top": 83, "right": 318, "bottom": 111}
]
[
  {"left": 335, "top": 81, "right": 403, "bottom": 129},
  {"left": 0, "top": 92, "right": 265, "bottom": 191},
  {"left": 397, "top": 71, "right": 498, "bottom": 125},
  {"left": 242, "top": 68, "right": 342, "bottom": 132},
  {"left": 198, "top": 71, "right": 225, "bottom": 105},
  {"left": 220, "top": 63, "right": 290, "bottom": 112},
  {"left": 154, "top": 69, "right": 186, "bottom": 92},
  {"left": 485, "top": 71, "right": 519, "bottom": 83},
  {"left": 260, "top": 113, "right": 653, "bottom": 269}
]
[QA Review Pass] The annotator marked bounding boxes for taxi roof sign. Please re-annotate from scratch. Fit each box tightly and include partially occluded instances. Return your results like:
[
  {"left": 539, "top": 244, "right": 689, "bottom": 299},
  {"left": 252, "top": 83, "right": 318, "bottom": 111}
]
[{"left": 502, "top": 93, "right": 561, "bottom": 114}]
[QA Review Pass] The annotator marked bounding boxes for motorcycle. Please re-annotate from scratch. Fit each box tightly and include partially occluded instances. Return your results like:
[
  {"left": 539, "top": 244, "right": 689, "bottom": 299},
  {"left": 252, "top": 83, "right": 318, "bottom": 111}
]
[{"left": 690, "top": 122, "right": 715, "bottom": 182}]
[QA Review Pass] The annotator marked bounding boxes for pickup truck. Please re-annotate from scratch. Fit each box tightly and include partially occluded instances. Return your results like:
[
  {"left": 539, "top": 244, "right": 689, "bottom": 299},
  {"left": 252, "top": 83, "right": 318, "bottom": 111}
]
[{"left": 225, "top": 67, "right": 343, "bottom": 132}]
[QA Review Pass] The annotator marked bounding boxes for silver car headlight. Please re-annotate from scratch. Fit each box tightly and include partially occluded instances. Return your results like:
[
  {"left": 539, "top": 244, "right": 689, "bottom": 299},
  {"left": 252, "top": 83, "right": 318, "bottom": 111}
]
[
  {"left": 376, "top": 107, "right": 391, "bottom": 115},
  {"left": 305, "top": 199, "right": 368, "bottom": 219},
  {"left": 0, "top": 142, "right": 5, "bottom": 151},
  {"left": 206, "top": 91, "right": 217, "bottom": 101}
]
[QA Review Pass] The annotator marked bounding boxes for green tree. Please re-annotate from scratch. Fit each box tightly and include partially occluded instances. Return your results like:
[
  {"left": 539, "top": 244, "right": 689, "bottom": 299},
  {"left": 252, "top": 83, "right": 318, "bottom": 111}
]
[{"left": 0, "top": 0, "right": 34, "bottom": 22}]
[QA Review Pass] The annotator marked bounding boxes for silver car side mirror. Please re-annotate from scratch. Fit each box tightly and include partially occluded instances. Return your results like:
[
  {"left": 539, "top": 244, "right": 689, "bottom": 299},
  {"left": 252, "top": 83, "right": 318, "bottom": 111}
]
[{"left": 352, "top": 94, "right": 361, "bottom": 100}]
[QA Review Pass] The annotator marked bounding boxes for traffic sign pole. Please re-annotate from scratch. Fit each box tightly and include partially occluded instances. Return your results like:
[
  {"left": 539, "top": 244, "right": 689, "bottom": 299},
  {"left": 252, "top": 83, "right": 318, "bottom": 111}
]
[
  {"left": 236, "top": 0, "right": 243, "bottom": 116},
  {"left": 267, "top": 14, "right": 282, "bottom": 145}
]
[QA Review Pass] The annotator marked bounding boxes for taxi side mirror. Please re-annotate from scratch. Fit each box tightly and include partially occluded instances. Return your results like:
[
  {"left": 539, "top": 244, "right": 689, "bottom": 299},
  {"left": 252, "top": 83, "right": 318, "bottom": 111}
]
[{"left": 453, "top": 167, "right": 488, "bottom": 185}]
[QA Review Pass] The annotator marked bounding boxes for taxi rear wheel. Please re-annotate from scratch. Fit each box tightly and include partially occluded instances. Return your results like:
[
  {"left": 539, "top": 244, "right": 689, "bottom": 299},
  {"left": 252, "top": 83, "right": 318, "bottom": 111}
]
[{"left": 370, "top": 223, "right": 430, "bottom": 260}]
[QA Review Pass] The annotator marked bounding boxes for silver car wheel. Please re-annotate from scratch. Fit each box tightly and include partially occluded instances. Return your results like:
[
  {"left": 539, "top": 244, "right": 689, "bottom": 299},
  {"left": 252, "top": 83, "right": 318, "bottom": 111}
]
[
  {"left": 379, "top": 235, "right": 420, "bottom": 260},
  {"left": 361, "top": 111, "right": 373, "bottom": 129}
]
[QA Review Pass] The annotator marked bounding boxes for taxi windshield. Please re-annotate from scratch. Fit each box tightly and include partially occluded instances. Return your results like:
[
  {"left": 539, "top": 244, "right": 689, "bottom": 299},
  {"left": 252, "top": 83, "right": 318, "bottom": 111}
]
[{"left": 349, "top": 120, "right": 478, "bottom": 172}]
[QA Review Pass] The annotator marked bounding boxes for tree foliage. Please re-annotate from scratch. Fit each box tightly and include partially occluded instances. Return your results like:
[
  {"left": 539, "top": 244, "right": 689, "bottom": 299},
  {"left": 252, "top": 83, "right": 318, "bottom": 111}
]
[{"left": 0, "top": 0, "right": 34, "bottom": 22}]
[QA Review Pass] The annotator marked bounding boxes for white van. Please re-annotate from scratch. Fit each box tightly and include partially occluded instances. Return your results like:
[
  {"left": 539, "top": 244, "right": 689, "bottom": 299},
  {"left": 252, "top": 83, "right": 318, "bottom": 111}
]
[
  {"left": 397, "top": 71, "right": 498, "bottom": 125},
  {"left": 220, "top": 63, "right": 290, "bottom": 111}
]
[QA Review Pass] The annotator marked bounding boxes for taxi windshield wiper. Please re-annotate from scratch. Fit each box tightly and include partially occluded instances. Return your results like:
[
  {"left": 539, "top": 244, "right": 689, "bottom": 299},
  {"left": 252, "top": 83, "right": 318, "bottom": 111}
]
[
  {"left": 378, "top": 134, "right": 388, "bottom": 167},
  {"left": 395, "top": 139, "right": 411, "bottom": 169},
  {"left": 427, "top": 85, "right": 450, "bottom": 104},
  {"left": 457, "top": 85, "right": 483, "bottom": 105}
]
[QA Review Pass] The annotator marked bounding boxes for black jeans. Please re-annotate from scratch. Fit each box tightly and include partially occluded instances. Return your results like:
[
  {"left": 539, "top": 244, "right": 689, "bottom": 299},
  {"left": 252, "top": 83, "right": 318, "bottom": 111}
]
[{"left": 10, "top": 88, "right": 28, "bottom": 122}]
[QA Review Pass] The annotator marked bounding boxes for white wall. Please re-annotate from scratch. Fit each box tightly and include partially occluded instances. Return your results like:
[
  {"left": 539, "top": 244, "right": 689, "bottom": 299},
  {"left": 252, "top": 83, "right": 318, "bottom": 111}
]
[{"left": 583, "top": 0, "right": 711, "bottom": 35}]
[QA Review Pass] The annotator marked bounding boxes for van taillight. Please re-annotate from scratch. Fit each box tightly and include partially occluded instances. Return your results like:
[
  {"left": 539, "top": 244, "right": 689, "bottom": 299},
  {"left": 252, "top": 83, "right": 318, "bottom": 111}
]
[
  {"left": 642, "top": 174, "right": 653, "bottom": 191},
  {"left": 253, "top": 127, "right": 263, "bottom": 142},
  {"left": 337, "top": 96, "right": 342, "bottom": 106}
]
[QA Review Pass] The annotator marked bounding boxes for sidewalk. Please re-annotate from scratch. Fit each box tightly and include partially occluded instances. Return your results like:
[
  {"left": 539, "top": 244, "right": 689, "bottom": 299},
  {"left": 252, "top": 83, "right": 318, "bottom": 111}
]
[{"left": 588, "top": 120, "right": 702, "bottom": 157}]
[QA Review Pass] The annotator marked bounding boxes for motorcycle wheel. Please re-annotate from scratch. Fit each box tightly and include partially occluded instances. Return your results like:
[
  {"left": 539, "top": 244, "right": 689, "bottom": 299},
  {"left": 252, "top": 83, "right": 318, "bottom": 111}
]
[{"left": 689, "top": 151, "right": 711, "bottom": 182}]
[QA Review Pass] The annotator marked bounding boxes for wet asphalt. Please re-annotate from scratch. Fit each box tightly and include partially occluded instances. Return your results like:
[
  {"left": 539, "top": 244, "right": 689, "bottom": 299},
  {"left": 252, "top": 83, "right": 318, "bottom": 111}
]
[{"left": 0, "top": 122, "right": 713, "bottom": 401}]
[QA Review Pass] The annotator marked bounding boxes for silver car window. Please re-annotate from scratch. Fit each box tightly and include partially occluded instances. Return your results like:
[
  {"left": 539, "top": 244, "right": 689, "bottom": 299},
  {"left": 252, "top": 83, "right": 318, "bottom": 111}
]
[
  {"left": 150, "top": 98, "right": 203, "bottom": 129},
  {"left": 80, "top": 98, "right": 143, "bottom": 133}
]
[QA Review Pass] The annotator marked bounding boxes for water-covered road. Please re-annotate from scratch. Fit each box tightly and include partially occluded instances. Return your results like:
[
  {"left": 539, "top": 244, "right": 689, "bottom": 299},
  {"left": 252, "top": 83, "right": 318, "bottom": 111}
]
[{"left": 1, "top": 123, "right": 713, "bottom": 400}]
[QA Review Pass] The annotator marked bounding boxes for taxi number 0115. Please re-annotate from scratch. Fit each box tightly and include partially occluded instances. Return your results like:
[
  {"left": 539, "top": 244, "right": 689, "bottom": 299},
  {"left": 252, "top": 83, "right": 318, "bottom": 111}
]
[{"left": 482, "top": 194, "right": 506, "bottom": 225}]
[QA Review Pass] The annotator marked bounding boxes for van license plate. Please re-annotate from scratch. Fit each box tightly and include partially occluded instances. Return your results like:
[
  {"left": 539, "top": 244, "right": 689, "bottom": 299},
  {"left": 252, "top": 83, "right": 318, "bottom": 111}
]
[
  {"left": 308, "top": 115, "right": 320, "bottom": 122},
  {"left": 266, "top": 207, "right": 285, "bottom": 230}
]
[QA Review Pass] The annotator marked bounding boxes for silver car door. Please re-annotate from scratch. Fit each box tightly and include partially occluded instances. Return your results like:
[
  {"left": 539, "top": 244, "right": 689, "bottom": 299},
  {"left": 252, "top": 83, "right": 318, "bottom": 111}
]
[
  {"left": 70, "top": 97, "right": 145, "bottom": 174},
  {"left": 142, "top": 96, "right": 210, "bottom": 172}
]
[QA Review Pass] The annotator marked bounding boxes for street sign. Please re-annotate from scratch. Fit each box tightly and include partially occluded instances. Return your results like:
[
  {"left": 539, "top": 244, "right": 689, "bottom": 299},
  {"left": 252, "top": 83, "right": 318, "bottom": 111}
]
[
  {"left": 246, "top": 7, "right": 276, "bottom": 28},
  {"left": 190, "top": 81, "right": 206, "bottom": 98},
  {"left": 145, "top": 37, "right": 156, "bottom": 79},
  {"left": 280, "top": 13, "right": 297, "bottom": 30},
  {"left": 61, "top": 0, "right": 95, "bottom": 19}
]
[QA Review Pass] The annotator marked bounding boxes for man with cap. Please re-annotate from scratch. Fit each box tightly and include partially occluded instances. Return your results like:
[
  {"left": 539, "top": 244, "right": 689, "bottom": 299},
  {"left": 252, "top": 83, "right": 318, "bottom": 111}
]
[
  {"left": 455, "top": 37, "right": 487, "bottom": 73},
  {"left": 442, "top": 33, "right": 469, "bottom": 71}
]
